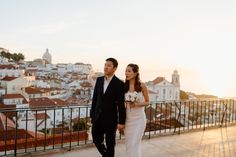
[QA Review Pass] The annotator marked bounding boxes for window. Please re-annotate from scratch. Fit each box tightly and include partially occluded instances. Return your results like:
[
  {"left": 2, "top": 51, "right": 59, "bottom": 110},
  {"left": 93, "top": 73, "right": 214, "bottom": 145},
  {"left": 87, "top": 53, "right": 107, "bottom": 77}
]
[
  {"left": 163, "top": 89, "right": 166, "bottom": 99},
  {"left": 57, "top": 111, "right": 61, "bottom": 116},
  {"left": 163, "top": 89, "right": 166, "bottom": 94}
]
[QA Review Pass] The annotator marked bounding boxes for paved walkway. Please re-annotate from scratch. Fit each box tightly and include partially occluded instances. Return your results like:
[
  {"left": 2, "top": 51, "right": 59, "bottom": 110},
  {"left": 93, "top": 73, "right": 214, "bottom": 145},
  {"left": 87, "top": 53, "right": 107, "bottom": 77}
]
[{"left": 36, "top": 126, "right": 236, "bottom": 157}]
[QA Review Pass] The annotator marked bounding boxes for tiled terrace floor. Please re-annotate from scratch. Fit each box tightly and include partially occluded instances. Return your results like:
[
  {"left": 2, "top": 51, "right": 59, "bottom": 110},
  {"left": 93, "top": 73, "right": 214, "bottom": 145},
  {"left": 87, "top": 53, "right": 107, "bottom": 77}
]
[{"left": 35, "top": 126, "right": 236, "bottom": 157}]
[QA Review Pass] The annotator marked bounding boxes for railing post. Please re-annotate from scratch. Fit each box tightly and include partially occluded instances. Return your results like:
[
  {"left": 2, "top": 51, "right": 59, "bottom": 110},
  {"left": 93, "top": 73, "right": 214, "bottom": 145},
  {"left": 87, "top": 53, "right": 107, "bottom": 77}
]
[
  {"left": 148, "top": 103, "right": 151, "bottom": 139},
  {"left": 14, "top": 110, "right": 18, "bottom": 156}
]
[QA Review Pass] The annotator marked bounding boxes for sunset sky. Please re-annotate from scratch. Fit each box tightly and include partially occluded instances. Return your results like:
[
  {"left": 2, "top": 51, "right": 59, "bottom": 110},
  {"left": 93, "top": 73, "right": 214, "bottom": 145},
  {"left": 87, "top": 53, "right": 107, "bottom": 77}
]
[{"left": 1, "top": 0, "right": 236, "bottom": 97}]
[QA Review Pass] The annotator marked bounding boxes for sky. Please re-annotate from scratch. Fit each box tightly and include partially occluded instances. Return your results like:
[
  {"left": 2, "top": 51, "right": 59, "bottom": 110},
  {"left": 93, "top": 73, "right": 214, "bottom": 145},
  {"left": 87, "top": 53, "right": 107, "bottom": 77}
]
[{"left": 1, "top": 0, "right": 236, "bottom": 97}]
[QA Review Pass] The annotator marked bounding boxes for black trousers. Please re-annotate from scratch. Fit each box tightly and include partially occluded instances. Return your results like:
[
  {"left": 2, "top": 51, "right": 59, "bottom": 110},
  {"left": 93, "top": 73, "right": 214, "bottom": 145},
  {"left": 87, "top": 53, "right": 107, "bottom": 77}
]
[{"left": 92, "top": 118, "right": 117, "bottom": 157}]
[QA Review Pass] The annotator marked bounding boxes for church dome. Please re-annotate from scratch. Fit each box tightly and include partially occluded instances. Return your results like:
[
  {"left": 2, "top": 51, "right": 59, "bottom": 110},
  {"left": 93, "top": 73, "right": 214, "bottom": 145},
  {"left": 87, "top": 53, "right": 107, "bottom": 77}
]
[{"left": 42, "top": 48, "right": 52, "bottom": 64}]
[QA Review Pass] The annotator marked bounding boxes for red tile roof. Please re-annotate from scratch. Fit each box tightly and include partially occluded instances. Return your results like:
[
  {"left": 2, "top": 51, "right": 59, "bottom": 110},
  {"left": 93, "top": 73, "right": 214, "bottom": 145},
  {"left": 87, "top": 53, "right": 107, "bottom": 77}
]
[
  {"left": 0, "top": 129, "right": 35, "bottom": 141},
  {"left": 29, "top": 97, "right": 56, "bottom": 108},
  {"left": 81, "top": 81, "right": 92, "bottom": 88},
  {"left": 0, "top": 103, "right": 16, "bottom": 109},
  {"left": 2, "top": 94, "right": 28, "bottom": 104},
  {"left": 0, "top": 64, "right": 16, "bottom": 69},
  {"left": 0, "top": 113, "right": 16, "bottom": 131},
  {"left": 34, "top": 113, "right": 50, "bottom": 120},
  {"left": 1, "top": 76, "right": 18, "bottom": 81},
  {"left": 152, "top": 77, "right": 165, "bottom": 84},
  {"left": 25, "top": 86, "right": 44, "bottom": 94},
  {"left": 3, "top": 94, "right": 25, "bottom": 99},
  {"left": 51, "top": 98, "right": 68, "bottom": 106}
]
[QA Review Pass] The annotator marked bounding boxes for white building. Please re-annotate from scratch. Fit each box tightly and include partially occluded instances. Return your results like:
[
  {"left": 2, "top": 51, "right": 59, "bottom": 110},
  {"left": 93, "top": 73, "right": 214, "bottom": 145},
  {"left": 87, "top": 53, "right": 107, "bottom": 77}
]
[
  {"left": 0, "top": 76, "right": 34, "bottom": 94},
  {"left": 56, "top": 63, "right": 93, "bottom": 75},
  {"left": 2, "top": 94, "right": 29, "bottom": 108},
  {"left": 146, "top": 70, "right": 180, "bottom": 102},
  {"left": 0, "top": 56, "right": 8, "bottom": 64},
  {"left": 0, "top": 86, "right": 5, "bottom": 96},
  {"left": 0, "top": 64, "right": 24, "bottom": 78}
]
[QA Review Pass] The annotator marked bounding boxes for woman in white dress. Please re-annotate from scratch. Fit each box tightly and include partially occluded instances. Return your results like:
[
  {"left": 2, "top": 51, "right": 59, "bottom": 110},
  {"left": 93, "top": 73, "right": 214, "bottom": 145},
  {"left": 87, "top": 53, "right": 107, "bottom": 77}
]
[{"left": 124, "top": 64, "right": 149, "bottom": 157}]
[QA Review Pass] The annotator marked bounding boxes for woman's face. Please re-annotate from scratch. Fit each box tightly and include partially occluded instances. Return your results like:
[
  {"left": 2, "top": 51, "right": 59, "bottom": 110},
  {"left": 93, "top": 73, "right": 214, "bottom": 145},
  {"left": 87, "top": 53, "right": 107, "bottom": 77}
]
[{"left": 125, "top": 66, "right": 136, "bottom": 81}]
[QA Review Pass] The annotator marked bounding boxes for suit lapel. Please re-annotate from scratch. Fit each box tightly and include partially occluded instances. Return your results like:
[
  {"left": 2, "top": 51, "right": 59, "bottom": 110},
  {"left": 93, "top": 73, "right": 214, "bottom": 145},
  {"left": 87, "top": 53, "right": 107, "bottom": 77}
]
[
  {"left": 100, "top": 76, "right": 104, "bottom": 94},
  {"left": 104, "top": 75, "right": 116, "bottom": 95}
]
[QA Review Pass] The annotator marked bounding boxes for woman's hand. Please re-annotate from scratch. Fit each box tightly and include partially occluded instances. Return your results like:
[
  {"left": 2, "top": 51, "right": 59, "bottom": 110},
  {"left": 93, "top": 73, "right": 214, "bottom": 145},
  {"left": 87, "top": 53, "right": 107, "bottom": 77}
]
[
  {"left": 129, "top": 102, "right": 136, "bottom": 108},
  {"left": 125, "top": 101, "right": 139, "bottom": 108}
]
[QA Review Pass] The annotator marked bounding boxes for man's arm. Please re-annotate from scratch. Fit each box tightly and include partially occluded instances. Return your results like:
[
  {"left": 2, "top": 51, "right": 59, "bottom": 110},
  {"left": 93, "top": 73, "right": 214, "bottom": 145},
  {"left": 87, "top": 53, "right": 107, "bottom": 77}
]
[
  {"left": 90, "top": 77, "right": 99, "bottom": 123},
  {"left": 117, "top": 81, "right": 126, "bottom": 125}
]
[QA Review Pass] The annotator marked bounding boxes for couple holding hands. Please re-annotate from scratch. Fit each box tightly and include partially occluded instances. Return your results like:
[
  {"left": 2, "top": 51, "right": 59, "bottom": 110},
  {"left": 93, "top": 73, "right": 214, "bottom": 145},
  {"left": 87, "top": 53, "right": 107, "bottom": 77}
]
[{"left": 90, "top": 57, "right": 149, "bottom": 157}]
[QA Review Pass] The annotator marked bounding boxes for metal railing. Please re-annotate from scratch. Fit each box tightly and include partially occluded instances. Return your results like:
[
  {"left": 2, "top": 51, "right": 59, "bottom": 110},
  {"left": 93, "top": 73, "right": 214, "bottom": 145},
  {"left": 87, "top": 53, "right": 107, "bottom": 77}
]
[{"left": 0, "top": 99, "right": 235, "bottom": 156}]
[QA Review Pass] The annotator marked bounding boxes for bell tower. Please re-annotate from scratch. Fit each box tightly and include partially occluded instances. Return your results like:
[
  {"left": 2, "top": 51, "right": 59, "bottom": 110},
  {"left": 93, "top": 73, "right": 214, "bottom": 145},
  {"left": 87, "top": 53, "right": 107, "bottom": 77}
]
[{"left": 171, "top": 69, "right": 180, "bottom": 86}]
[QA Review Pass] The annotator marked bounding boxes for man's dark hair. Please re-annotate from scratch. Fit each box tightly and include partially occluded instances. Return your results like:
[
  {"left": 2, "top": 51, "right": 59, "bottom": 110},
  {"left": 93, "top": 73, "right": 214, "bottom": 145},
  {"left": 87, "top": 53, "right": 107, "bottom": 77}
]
[{"left": 106, "top": 58, "right": 118, "bottom": 68}]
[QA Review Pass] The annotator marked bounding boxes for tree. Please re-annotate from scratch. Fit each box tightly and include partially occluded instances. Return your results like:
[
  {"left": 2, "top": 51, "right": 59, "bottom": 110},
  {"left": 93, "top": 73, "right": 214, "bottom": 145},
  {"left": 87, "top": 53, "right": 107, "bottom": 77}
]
[
  {"left": 17, "top": 53, "right": 25, "bottom": 61},
  {"left": 180, "top": 90, "right": 189, "bottom": 100},
  {"left": 11, "top": 53, "right": 25, "bottom": 62},
  {"left": 0, "top": 51, "right": 12, "bottom": 60},
  {"left": 0, "top": 51, "right": 7, "bottom": 57},
  {"left": 0, "top": 51, "right": 25, "bottom": 62},
  {"left": 73, "top": 117, "right": 91, "bottom": 131}
]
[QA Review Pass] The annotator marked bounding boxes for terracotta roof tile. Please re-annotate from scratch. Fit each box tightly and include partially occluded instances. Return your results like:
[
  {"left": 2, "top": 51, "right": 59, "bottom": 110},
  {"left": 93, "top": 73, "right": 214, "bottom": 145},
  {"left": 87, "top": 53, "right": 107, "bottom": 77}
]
[
  {"left": 0, "top": 129, "right": 36, "bottom": 141},
  {"left": 29, "top": 97, "right": 56, "bottom": 108},
  {"left": 34, "top": 113, "right": 50, "bottom": 120},
  {"left": 0, "top": 113, "right": 16, "bottom": 131},
  {"left": 1, "top": 76, "right": 18, "bottom": 81},
  {"left": 3, "top": 94, "right": 25, "bottom": 99},
  {"left": 2, "top": 94, "right": 28, "bottom": 104},
  {"left": 51, "top": 98, "right": 68, "bottom": 106},
  {"left": 25, "top": 86, "right": 44, "bottom": 94},
  {"left": 0, "top": 103, "right": 16, "bottom": 109},
  {"left": 0, "top": 64, "right": 16, "bottom": 69},
  {"left": 152, "top": 77, "right": 165, "bottom": 84},
  {"left": 81, "top": 82, "right": 92, "bottom": 87}
]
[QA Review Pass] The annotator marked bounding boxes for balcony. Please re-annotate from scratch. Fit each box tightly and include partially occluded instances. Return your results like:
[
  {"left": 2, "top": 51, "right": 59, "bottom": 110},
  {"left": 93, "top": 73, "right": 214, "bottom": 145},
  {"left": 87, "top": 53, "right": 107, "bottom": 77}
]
[
  {"left": 40, "top": 125, "right": 236, "bottom": 157},
  {"left": 0, "top": 99, "right": 235, "bottom": 156}
]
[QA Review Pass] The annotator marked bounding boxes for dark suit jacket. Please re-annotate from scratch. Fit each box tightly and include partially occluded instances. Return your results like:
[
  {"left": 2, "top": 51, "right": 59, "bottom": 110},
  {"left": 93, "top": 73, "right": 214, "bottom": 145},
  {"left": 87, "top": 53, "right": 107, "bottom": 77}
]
[{"left": 90, "top": 75, "right": 126, "bottom": 126}]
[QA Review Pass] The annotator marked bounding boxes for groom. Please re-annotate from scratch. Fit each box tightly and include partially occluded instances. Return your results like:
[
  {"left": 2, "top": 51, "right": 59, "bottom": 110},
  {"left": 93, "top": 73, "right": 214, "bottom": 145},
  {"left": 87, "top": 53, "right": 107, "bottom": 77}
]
[{"left": 90, "top": 57, "right": 126, "bottom": 157}]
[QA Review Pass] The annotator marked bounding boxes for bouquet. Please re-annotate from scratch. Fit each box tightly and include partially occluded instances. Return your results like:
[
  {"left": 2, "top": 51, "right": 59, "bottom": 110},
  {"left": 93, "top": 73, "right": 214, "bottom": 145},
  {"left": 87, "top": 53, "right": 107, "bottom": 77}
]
[{"left": 125, "top": 91, "right": 140, "bottom": 103}]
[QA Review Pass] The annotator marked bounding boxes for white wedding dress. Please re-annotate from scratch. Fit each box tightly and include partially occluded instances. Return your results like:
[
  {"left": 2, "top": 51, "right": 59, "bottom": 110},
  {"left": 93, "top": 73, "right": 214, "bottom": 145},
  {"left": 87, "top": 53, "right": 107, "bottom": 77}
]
[{"left": 124, "top": 91, "right": 146, "bottom": 157}]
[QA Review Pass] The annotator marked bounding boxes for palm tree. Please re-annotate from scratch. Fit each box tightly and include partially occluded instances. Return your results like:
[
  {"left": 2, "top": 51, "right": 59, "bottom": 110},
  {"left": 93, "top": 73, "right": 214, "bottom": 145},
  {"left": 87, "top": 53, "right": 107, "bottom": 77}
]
[
  {"left": 1, "top": 51, "right": 25, "bottom": 62},
  {"left": 17, "top": 53, "right": 25, "bottom": 61},
  {"left": 0, "top": 51, "right": 11, "bottom": 60}
]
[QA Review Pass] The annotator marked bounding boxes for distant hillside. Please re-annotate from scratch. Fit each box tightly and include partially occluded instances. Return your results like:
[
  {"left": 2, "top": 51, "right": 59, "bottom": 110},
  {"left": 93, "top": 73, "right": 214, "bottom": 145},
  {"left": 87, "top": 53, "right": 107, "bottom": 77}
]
[
  {"left": 186, "top": 92, "right": 218, "bottom": 99},
  {"left": 194, "top": 94, "right": 218, "bottom": 99}
]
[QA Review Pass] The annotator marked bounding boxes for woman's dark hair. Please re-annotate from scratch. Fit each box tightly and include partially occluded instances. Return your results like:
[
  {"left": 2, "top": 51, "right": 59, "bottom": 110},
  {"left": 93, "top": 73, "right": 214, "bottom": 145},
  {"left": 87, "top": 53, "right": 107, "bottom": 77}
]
[
  {"left": 106, "top": 57, "right": 118, "bottom": 68},
  {"left": 124, "top": 64, "right": 142, "bottom": 93}
]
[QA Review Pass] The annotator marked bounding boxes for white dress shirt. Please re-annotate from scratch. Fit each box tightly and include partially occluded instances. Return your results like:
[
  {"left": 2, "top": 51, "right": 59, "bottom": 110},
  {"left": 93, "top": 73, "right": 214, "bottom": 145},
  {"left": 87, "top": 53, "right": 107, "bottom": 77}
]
[{"left": 103, "top": 75, "right": 114, "bottom": 93}]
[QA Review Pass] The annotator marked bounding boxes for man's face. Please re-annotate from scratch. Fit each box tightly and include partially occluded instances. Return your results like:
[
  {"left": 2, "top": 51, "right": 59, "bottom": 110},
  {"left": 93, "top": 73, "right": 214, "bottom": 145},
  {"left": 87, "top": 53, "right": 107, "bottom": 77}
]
[{"left": 104, "top": 61, "right": 116, "bottom": 76}]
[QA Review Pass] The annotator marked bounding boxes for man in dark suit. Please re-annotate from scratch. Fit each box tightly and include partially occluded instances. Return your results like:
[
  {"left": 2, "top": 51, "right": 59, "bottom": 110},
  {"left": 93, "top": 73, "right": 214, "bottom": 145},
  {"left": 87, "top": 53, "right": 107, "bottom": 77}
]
[{"left": 90, "top": 58, "right": 126, "bottom": 157}]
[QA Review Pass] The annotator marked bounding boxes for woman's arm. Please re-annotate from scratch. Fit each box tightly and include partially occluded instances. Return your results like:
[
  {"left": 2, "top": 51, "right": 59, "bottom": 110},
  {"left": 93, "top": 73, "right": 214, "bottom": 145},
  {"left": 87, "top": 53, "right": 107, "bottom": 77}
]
[{"left": 134, "top": 83, "right": 149, "bottom": 107}]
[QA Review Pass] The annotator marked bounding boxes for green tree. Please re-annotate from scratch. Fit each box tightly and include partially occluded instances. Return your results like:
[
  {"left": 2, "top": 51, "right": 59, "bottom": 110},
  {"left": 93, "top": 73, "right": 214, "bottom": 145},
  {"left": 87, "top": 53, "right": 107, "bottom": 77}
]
[
  {"left": 17, "top": 53, "right": 25, "bottom": 61},
  {"left": 0, "top": 51, "right": 12, "bottom": 60},
  {"left": 0, "top": 51, "right": 25, "bottom": 62},
  {"left": 180, "top": 90, "right": 189, "bottom": 100},
  {"left": 73, "top": 117, "right": 91, "bottom": 131},
  {"left": 11, "top": 53, "right": 25, "bottom": 62}
]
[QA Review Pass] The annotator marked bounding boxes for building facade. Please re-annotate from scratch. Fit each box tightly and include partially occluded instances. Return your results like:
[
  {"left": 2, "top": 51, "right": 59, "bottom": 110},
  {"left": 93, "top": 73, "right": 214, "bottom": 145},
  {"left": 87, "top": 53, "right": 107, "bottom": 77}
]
[{"left": 146, "top": 70, "right": 180, "bottom": 102}]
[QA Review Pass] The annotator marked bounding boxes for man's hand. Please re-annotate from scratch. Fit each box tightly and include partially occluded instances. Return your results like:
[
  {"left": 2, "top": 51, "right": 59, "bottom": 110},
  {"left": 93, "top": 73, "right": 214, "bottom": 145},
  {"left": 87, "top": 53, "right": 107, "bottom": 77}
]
[
  {"left": 117, "top": 124, "right": 125, "bottom": 131},
  {"left": 117, "top": 124, "right": 125, "bottom": 135}
]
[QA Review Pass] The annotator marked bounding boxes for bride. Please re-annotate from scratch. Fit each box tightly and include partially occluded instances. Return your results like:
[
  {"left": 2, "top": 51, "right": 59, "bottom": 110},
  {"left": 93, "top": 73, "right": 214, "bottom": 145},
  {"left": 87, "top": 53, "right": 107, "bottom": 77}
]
[{"left": 124, "top": 63, "right": 149, "bottom": 157}]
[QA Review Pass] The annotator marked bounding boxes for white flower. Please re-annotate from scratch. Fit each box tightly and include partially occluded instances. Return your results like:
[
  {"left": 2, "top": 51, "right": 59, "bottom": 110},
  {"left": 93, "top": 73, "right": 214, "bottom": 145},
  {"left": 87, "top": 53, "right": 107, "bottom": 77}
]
[{"left": 125, "top": 91, "right": 139, "bottom": 102}]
